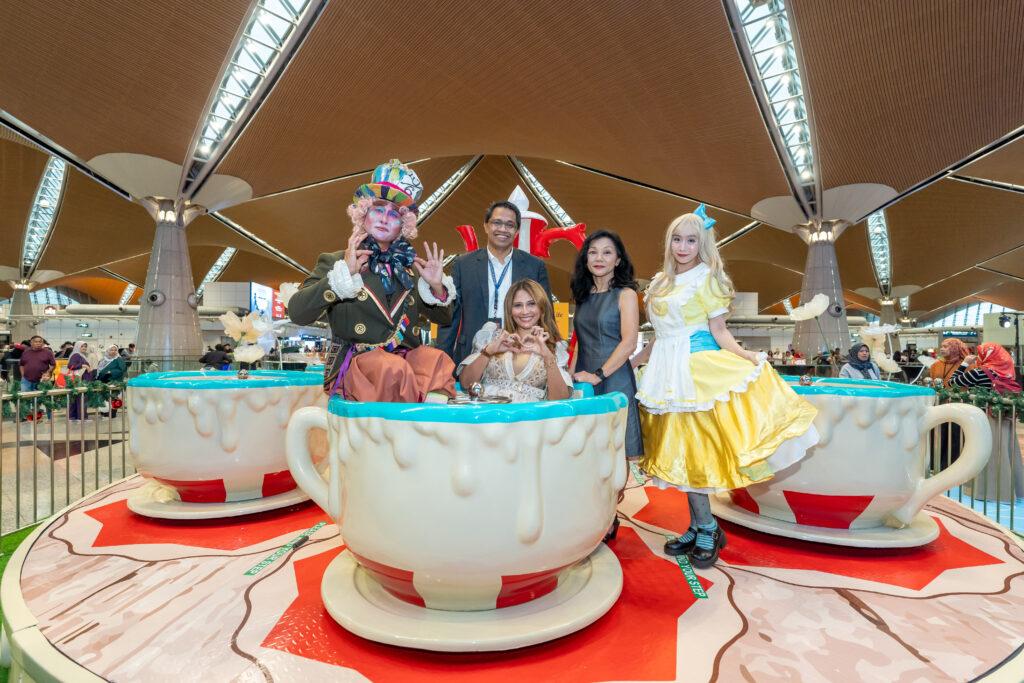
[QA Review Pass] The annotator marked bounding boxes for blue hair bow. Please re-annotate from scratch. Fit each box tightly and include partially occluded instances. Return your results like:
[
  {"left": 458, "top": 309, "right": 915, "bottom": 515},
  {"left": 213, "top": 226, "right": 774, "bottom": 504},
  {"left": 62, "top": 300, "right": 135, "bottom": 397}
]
[{"left": 694, "top": 204, "right": 716, "bottom": 231}]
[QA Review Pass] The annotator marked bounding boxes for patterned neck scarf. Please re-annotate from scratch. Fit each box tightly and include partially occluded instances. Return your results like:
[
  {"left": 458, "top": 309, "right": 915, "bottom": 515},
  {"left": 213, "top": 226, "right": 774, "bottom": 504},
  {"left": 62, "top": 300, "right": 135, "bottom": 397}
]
[{"left": 363, "top": 236, "right": 415, "bottom": 295}]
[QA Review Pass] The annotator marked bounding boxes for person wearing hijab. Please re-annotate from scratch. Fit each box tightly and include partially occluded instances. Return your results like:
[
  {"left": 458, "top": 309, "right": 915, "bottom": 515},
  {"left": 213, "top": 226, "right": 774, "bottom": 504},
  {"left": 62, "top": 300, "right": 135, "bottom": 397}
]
[
  {"left": 838, "top": 343, "right": 880, "bottom": 380},
  {"left": 67, "top": 341, "right": 93, "bottom": 421},
  {"left": 96, "top": 344, "right": 126, "bottom": 418},
  {"left": 950, "top": 343, "right": 1022, "bottom": 392},
  {"left": 931, "top": 338, "right": 970, "bottom": 388}
]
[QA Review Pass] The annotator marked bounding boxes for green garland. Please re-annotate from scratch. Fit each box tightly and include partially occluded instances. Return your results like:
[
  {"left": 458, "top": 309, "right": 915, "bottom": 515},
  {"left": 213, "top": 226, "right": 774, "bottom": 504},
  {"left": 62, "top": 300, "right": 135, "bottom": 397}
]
[
  {"left": 937, "top": 385, "right": 1024, "bottom": 421},
  {"left": 2, "top": 379, "right": 126, "bottom": 418}
]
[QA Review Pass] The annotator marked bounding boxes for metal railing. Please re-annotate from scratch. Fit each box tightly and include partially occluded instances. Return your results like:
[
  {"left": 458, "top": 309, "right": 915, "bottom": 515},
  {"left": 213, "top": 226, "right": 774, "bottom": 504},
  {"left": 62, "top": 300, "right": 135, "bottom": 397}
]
[
  {"left": 929, "top": 389, "right": 1024, "bottom": 534},
  {"left": 1, "top": 383, "right": 133, "bottom": 535}
]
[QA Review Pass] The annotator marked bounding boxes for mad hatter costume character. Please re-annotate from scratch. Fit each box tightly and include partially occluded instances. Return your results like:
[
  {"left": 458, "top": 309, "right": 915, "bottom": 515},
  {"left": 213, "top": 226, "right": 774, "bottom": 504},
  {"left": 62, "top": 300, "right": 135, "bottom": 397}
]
[
  {"left": 287, "top": 160, "right": 457, "bottom": 402},
  {"left": 636, "top": 209, "right": 819, "bottom": 568}
]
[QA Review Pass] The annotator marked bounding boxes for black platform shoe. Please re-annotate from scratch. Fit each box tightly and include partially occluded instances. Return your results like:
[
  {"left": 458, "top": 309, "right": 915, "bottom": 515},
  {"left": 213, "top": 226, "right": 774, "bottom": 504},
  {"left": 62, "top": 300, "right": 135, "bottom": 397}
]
[
  {"left": 663, "top": 528, "right": 697, "bottom": 556},
  {"left": 689, "top": 526, "right": 727, "bottom": 569},
  {"left": 603, "top": 516, "right": 620, "bottom": 543}
]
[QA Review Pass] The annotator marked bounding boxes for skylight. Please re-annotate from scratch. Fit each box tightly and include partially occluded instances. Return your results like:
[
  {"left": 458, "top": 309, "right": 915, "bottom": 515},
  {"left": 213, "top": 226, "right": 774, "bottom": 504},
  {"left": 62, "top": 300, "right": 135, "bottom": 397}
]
[
  {"left": 119, "top": 284, "right": 137, "bottom": 306},
  {"left": 733, "top": 0, "right": 813, "bottom": 185},
  {"left": 509, "top": 157, "right": 574, "bottom": 227},
  {"left": 30, "top": 288, "right": 76, "bottom": 306},
  {"left": 866, "top": 211, "right": 891, "bottom": 294},
  {"left": 418, "top": 157, "right": 480, "bottom": 221},
  {"left": 184, "top": 0, "right": 316, "bottom": 189},
  {"left": 21, "top": 157, "right": 67, "bottom": 277},
  {"left": 197, "top": 248, "right": 237, "bottom": 297}
]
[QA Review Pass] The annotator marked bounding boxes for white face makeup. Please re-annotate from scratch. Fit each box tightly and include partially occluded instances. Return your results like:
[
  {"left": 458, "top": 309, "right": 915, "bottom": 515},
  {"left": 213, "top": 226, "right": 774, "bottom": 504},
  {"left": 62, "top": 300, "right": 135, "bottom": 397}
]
[{"left": 364, "top": 201, "right": 403, "bottom": 245}]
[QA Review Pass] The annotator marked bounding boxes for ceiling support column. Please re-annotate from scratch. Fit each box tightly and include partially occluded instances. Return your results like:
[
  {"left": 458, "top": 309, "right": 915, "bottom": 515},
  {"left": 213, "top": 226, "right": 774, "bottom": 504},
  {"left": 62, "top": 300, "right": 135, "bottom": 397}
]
[
  {"left": 136, "top": 198, "right": 205, "bottom": 364},
  {"left": 7, "top": 283, "right": 36, "bottom": 346},
  {"left": 791, "top": 221, "right": 850, "bottom": 356}
]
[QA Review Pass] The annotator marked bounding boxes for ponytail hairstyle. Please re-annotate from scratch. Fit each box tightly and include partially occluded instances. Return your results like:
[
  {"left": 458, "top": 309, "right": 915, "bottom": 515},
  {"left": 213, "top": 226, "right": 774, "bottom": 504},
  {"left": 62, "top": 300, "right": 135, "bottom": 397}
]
[{"left": 647, "top": 213, "right": 735, "bottom": 306}]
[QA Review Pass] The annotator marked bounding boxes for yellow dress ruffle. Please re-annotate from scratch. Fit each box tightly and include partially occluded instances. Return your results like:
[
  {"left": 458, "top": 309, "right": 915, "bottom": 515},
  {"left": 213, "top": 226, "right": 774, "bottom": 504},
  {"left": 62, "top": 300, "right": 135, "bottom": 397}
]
[{"left": 639, "top": 351, "right": 818, "bottom": 491}]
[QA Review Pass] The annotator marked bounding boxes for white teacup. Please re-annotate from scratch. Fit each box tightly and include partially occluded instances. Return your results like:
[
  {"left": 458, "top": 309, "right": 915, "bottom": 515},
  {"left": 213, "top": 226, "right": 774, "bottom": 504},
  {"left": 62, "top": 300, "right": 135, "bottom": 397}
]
[
  {"left": 128, "top": 371, "right": 326, "bottom": 503},
  {"left": 725, "top": 378, "right": 990, "bottom": 533},
  {"left": 286, "top": 394, "right": 628, "bottom": 611}
]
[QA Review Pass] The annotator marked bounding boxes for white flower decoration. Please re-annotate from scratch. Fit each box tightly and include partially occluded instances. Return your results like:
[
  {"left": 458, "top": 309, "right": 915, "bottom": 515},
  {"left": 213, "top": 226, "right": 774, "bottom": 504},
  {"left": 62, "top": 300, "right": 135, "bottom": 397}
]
[
  {"left": 232, "top": 343, "right": 266, "bottom": 364},
  {"left": 219, "top": 311, "right": 271, "bottom": 344},
  {"left": 789, "top": 293, "right": 830, "bottom": 321},
  {"left": 861, "top": 323, "right": 900, "bottom": 336},
  {"left": 873, "top": 352, "right": 901, "bottom": 374},
  {"left": 917, "top": 355, "right": 937, "bottom": 368}
]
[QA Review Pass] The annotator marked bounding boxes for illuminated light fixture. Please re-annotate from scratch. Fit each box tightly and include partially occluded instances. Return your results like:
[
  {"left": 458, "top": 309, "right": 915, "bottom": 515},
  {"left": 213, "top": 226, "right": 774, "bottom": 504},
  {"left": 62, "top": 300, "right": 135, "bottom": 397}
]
[
  {"left": 196, "top": 247, "right": 237, "bottom": 297},
  {"left": 866, "top": 210, "right": 892, "bottom": 295},
  {"left": 808, "top": 229, "right": 834, "bottom": 243},
  {"left": 509, "top": 157, "right": 574, "bottom": 227},
  {"left": 1000, "top": 313, "right": 1013, "bottom": 328},
  {"left": 417, "top": 156, "right": 482, "bottom": 222},
  {"left": 21, "top": 157, "right": 68, "bottom": 278},
  {"left": 183, "top": 0, "right": 323, "bottom": 196},
  {"left": 119, "top": 284, "right": 138, "bottom": 306},
  {"left": 782, "top": 299, "right": 794, "bottom": 313},
  {"left": 899, "top": 295, "right": 909, "bottom": 314},
  {"left": 732, "top": 0, "right": 815, "bottom": 187}
]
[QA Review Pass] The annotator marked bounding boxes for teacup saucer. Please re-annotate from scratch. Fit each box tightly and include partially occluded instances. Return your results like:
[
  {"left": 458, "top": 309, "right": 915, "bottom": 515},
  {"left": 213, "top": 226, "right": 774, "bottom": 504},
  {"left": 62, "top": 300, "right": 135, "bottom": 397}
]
[
  {"left": 126, "top": 480, "right": 310, "bottom": 520},
  {"left": 320, "top": 544, "right": 623, "bottom": 652},
  {"left": 710, "top": 493, "right": 940, "bottom": 548}
]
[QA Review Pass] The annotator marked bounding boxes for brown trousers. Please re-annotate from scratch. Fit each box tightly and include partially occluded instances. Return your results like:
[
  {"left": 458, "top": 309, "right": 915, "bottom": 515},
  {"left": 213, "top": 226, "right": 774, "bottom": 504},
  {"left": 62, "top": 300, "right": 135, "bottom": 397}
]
[{"left": 339, "top": 347, "right": 456, "bottom": 402}]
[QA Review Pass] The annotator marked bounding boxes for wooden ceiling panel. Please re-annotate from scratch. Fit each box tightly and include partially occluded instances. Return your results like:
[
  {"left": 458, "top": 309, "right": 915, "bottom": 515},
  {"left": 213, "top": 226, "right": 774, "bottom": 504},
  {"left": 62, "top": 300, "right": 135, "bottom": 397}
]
[
  {"left": 0, "top": 139, "right": 50, "bottom": 270},
  {"left": 721, "top": 226, "right": 807, "bottom": 275},
  {"left": 961, "top": 137, "right": 1024, "bottom": 188},
  {"left": 980, "top": 247, "right": 1024, "bottom": 280},
  {"left": 910, "top": 269, "right": 1006, "bottom": 315},
  {"left": 36, "top": 169, "right": 155, "bottom": 276},
  {"left": 886, "top": 179, "right": 1024, "bottom": 290},
  {"left": 218, "top": 0, "right": 789, "bottom": 212},
  {"left": 0, "top": 1, "right": 250, "bottom": 163},
  {"left": 972, "top": 279, "right": 1024, "bottom": 311},
  {"left": 728, "top": 260, "right": 804, "bottom": 312},
  {"left": 217, "top": 250, "right": 305, "bottom": 290},
  {"left": 517, "top": 157, "right": 754, "bottom": 281},
  {"left": 220, "top": 157, "right": 472, "bottom": 271},
  {"left": 789, "top": 0, "right": 1024, "bottom": 192},
  {"left": 835, "top": 222, "right": 880, "bottom": 293}
]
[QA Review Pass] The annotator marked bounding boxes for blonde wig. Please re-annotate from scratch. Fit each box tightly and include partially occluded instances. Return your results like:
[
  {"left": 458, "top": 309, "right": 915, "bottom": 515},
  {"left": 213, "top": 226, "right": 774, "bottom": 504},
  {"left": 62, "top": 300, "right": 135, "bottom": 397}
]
[{"left": 647, "top": 213, "right": 735, "bottom": 308}]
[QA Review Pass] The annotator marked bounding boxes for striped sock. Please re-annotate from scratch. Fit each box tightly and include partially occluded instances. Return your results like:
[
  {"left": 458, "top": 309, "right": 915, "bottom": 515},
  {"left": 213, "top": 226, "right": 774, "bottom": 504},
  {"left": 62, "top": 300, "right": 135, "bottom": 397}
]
[{"left": 695, "top": 521, "right": 719, "bottom": 550}]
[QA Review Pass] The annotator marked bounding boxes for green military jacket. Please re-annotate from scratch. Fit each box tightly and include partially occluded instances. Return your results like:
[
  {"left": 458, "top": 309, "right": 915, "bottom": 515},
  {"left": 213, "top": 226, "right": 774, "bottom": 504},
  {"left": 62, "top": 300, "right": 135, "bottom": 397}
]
[{"left": 287, "top": 250, "right": 454, "bottom": 351}]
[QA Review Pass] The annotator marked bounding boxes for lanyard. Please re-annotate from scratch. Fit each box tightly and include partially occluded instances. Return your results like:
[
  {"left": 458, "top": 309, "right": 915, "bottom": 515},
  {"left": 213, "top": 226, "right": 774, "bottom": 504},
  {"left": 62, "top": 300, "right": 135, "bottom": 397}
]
[{"left": 488, "top": 256, "right": 512, "bottom": 317}]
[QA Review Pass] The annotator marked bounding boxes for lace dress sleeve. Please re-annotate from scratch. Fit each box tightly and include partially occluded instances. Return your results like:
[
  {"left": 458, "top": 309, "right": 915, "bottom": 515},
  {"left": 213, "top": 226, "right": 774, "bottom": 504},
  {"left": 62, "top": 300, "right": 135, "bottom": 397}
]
[
  {"left": 456, "top": 322, "right": 500, "bottom": 376},
  {"left": 553, "top": 340, "right": 573, "bottom": 393}
]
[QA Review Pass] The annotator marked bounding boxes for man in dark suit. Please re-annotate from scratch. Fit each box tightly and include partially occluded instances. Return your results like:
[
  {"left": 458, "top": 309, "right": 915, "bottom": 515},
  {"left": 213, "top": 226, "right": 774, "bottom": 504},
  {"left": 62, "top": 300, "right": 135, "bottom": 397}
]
[{"left": 437, "top": 200, "right": 552, "bottom": 366}]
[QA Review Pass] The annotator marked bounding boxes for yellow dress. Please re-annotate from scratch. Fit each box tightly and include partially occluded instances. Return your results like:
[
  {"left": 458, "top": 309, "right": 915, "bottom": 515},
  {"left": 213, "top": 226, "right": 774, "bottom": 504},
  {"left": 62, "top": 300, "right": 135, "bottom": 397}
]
[{"left": 636, "top": 264, "right": 819, "bottom": 492}]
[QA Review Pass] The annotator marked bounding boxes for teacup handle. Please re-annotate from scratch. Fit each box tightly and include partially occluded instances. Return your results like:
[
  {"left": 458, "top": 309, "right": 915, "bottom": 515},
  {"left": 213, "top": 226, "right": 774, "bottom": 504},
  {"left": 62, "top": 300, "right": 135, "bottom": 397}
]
[
  {"left": 890, "top": 402, "right": 991, "bottom": 526},
  {"left": 286, "top": 406, "right": 335, "bottom": 519}
]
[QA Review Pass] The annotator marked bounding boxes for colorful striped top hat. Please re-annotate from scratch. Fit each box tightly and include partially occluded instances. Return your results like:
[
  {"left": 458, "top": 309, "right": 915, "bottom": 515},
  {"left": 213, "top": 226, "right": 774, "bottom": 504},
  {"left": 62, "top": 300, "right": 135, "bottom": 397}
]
[{"left": 353, "top": 159, "right": 424, "bottom": 213}]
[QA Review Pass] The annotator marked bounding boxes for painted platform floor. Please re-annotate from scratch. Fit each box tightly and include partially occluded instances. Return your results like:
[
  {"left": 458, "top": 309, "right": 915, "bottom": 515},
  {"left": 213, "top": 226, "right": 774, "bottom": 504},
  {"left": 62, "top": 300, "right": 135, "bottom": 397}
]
[{"left": 3, "top": 476, "right": 1024, "bottom": 682}]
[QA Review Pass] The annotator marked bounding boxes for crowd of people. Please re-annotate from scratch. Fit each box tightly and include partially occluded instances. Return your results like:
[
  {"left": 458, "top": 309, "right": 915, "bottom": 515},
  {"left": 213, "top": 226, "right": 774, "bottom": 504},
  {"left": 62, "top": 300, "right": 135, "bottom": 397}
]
[{"left": 0, "top": 338, "right": 135, "bottom": 421}]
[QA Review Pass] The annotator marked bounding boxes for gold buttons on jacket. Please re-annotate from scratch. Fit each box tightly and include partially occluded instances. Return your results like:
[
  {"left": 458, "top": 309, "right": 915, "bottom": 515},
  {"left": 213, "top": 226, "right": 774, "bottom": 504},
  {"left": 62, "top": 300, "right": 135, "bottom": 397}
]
[
  {"left": 357, "top": 290, "right": 369, "bottom": 301},
  {"left": 411, "top": 326, "right": 421, "bottom": 335},
  {"left": 406, "top": 295, "right": 416, "bottom": 307},
  {"left": 354, "top": 323, "right": 367, "bottom": 334},
  {"left": 323, "top": 289, "right": 338, "bottom": 302}
]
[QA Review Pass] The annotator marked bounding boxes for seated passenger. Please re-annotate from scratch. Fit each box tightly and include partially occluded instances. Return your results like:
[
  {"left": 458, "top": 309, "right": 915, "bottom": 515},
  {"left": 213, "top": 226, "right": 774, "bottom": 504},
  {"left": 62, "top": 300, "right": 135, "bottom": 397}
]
[
  {"left": 287, "top": 159, "right": 457, "bottom": 403},
  {"left": 458, "top": 279, "right": 571, "bottom": 402},
  {"left": 838, "top": 343, "right": 880, "bottom": 380}
]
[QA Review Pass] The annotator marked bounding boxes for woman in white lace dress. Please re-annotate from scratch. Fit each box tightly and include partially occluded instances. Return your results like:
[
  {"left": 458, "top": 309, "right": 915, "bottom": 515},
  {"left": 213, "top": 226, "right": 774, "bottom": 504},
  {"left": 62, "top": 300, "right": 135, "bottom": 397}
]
[{"left": 458, "top": 279, "right": 571, "bottom": 402}]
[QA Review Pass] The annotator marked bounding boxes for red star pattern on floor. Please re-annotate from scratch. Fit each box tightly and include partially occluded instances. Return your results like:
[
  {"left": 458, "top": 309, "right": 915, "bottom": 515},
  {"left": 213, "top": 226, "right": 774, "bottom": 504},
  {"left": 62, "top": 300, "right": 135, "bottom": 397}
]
[
  {"left": 632, "top": 486, "right": 1004, "bottom": 590},
  {"left": 262, "top": 527, "right": 709, "bottom": 682},
  {"left": 86, "top": 499, "right": 328, "bottom": 551}
]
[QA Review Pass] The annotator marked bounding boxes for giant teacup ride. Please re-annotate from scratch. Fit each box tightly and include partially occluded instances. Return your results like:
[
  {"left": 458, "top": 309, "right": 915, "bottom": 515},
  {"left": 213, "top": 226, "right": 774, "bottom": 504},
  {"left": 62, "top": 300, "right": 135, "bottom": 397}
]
[{"left": 286, "top": 384, "right": 629, "bottom": 652}]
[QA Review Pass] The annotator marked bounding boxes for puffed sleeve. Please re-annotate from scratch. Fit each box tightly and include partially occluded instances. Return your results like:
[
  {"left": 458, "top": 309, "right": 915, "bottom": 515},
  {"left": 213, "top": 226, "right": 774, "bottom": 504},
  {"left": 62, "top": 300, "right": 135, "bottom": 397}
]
[
  {"left": 701, "top": 274, "right": 732, "bottom": 319},
  {"left": 455, "top": 322, "right": 500, "bottom": 375}
]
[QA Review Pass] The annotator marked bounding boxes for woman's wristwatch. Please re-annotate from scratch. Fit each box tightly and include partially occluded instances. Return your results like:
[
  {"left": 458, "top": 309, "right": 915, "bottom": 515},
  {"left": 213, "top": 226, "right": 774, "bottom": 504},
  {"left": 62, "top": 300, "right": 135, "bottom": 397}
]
[{"left": 594, "top": 368, "right": 606, "bottom": 381}]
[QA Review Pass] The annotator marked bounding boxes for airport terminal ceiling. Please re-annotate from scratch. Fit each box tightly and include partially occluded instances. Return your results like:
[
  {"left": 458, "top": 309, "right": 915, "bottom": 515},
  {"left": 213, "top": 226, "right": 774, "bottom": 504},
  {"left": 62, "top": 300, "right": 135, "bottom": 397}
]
[{"left": 1, "top": 0, "right": 1023, "bottom": 319}]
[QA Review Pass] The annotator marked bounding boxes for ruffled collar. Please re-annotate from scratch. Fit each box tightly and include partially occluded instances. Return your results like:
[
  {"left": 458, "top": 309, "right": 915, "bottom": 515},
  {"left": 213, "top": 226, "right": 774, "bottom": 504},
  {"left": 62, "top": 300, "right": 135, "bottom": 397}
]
[{"left": 673, "top": 262, "right": 709, "bottom": 285}]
